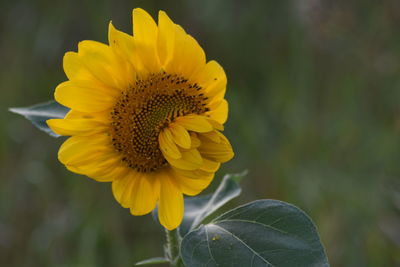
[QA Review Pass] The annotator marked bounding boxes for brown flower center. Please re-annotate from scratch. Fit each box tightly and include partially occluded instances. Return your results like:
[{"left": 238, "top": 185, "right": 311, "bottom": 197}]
[{"left": 110, "top": 72, "right": 209, "bottom": 173}]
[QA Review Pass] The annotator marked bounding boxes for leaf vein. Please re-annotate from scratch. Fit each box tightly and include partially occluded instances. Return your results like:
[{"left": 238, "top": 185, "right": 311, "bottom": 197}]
[
  {"left": 209, "top": 224, "right": 276, "bottom": 267},
  {"left": 217, "top": 219, "right": 289, "bottom": 235},
  {"left": 204, "top": 226, "right": 218, "bottom": 265}
]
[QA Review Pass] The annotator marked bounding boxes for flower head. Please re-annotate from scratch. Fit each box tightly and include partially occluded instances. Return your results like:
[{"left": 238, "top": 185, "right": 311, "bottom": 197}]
[{"left": 47, "top": 8, "right": 234, "bottom": 230}]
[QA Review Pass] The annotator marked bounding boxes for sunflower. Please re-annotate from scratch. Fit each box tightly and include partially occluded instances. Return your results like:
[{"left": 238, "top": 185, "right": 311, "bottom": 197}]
[{"left": 47, "top": 8, "right": 234, "bottom": 230}]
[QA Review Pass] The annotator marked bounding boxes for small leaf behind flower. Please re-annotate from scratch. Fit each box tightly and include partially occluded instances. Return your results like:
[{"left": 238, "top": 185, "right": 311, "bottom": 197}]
[
  {"left": 9, "top": 100, "right": 69, "bottom": 137},
  {"left": 135, "top": 257, "right": 169, "bottom": 266},
  {"left": 181, "top": 199, "right": 329, "bottom": 267},
  {"left": 179, "top": 171, "right": 247, "bottom": 236}
]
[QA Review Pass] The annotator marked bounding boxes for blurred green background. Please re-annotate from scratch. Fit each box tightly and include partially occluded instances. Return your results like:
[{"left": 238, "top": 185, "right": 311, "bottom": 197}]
[{"left": 1, "top": 0, "right": 400, "bottom": 266}]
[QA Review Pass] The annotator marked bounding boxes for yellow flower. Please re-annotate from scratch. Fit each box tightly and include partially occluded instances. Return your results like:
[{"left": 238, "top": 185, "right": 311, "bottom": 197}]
[{"left": 47, "top": 8, "right": 234, "bottom": 230}]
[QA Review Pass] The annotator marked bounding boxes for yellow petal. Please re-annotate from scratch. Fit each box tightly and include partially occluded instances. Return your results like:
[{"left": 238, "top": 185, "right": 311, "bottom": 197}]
[
  {"left": 206, "top": 118, "right": 224, "bottom": 131},
  {"left": 67, "top": 152, "right": 119, "bottom": 170},
  {"left": 206, "top": 99, "right": 228, "bottom": 124},
  {"left": 62, "top": 153, "right": 123, "bottom": 182},
  {"left": 57, "top": 135, "right": 123, "bottom": 182},
  {"left": 169, "top": 123, "right": 191, "bottom": 149},
  {"left": 164, "top": 24, "right": 206, "bottom": 79},
  {"left": 130, "top": 173, "right": 160, "bottom": 215},
  {"left": 200, "top": 158, "right": 220, "bottom": 172},
  {"left": 198, "top": 133, "right": 234, "bottom": 163},
  {"left": 175, "top": 115, "right": 213, "bottom": 133},
  {"left": 172, "top": 169, "right": 214, "bottom": 196},
  {"left": 132, "top": 8, "right": 160, "bottom": 73},
  {"left": 195, "top": 60, "right": 227, "bottom": 101},
  {"left": 190, "top": 132, "right": 201, "bottom": 148},
  {"left": 47, "top": 118, "right": 107, "bottom": 136},
  {"left": 73, "top": 160, "right": 125, "bottom": 182},
  {"left": 108, "top": 22, "right": 137, "bottom": 84},
  {"left": 157, "top": 10, "right": 175, "bottom": 66},
  {"left": 58, "top": 135, "right": 111, "bottom": 166},
  {"left": 133, "top": 8, "right": 158, "bottom": 46},
  {"left": 89, "top": 165, "right": 130, "bottom": 183},
  {"left": 112, "top": 172, "right": 139, "bottom": 208},
  {"left": 78, "top": 40, "right": 130, "bottom": 90},
  {"left": 158, "top": 174, "right": 184, "bottom": 230},
  {"left": 171, "top": 167, "right": 211, "bottom": 179},
  {"left": 164, "top": 149, "right": 203, "bottom": 170},
  {"left": 201, "top": 131, "right": 221, "bottom": 143},
  {"left": 63, "top": 51, "right": 96, "bottom": 81},
  {"left": 55, "top": 80, "right": 116, "bottom": 112},
  {"left": 65, "top": 158, "right": 129, "bottom": 182},
  {"left": 64, "top": 109, "right": 110, "bottom": 121},
  {"left": 196, "top": 60, "right": 226, "bottom": 86},
  {"left": 159, "top": 128, "right": 181, "bottom": 159}
]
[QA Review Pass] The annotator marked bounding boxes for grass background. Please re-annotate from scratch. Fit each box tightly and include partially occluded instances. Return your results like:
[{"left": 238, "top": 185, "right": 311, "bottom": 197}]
[{"left": 1, "top": 0, "right": 400, "bottom": 266}]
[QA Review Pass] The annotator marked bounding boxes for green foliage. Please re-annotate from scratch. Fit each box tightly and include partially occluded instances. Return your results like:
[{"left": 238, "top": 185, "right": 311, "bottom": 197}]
[
  {"left": 181, "top": 199, "right": 329, "bottom": 267},
  {"left": 149, "top": 172, "right": 329, "bottom": 266},
  {"left": 9, "top": 101, "right": 68, "bottom": 137}
]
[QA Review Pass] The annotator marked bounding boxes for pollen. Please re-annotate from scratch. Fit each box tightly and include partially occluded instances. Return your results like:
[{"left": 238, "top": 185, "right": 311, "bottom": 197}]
[{"left": 110, "top": 72, "right": 209, "bottom": 173}]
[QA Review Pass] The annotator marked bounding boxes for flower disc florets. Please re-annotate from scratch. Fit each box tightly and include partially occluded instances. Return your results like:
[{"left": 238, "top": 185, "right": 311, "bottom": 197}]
[{"left": 110, "top": 72, "right": 209, "bottom": 173}]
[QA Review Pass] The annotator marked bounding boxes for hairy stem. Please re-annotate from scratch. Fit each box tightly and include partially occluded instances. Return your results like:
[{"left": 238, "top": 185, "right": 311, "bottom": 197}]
[{"left": 165, "top": 228, "right": 183, "bottom": 266}]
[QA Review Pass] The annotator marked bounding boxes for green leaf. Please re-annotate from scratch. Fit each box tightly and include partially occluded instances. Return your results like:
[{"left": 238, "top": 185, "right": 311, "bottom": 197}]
[
  {"left": 9, "top": 100, "right": 69, "bottom": 137},
  {"left": 135, "top": 257, "right": 169, "bottom": 266},
  {"left": 179, "top": 171, "right": 247, "bottom": 236},
  {"left": 181, "top": 199, "right": 329, "bottom": 267}
]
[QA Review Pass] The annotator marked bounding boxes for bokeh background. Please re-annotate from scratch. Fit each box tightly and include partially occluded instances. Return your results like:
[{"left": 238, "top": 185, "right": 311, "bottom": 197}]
[{"left": 1, "top": 0, "right": 400, "bottom": 266}]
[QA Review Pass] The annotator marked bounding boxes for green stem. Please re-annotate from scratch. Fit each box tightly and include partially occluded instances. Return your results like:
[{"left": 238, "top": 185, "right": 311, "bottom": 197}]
[{"left": 165, "top": 228, "right": 183, "bottom": 266}]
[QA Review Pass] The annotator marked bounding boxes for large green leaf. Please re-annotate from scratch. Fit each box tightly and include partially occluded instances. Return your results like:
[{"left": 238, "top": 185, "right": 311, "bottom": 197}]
[
  {"left": 9, "top": 100, "right": 69, "bottom": 137},
  {"left": 179, "top": 171, "right": 246, "bottom": 236},
  {"left": 181, "top": 199, "right": 329, "bottom": 267}
]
